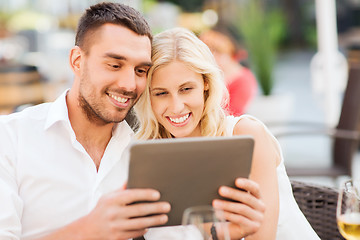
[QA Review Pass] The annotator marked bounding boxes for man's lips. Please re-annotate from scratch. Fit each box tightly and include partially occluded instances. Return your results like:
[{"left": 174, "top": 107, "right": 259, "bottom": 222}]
[
  {"left": 108, "top": 93, "right": 128, "bottom": 104},
  {"left": 107, "top": 93, "right": 132, "bottom": 108}
]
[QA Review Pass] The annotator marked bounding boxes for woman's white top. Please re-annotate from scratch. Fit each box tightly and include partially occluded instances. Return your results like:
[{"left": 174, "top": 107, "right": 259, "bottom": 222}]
[{"left": 144, "top": 115, "right": 320, "bottom": 240}]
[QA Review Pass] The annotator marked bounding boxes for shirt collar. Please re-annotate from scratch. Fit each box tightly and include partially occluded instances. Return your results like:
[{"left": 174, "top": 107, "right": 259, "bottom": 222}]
[
  {"left": 44, "top": 89, "right": 135, "bottom": 138},
  {"left": 112, "top": 119, "right": 134, "bottom": 140},
  {"left": 44, "top": 89, "right": 70, "bottom": 131}
]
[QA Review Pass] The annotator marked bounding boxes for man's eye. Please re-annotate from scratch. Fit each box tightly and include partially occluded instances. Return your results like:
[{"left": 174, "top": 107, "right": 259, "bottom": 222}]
[
  {"left": 109, "top": 64, "right": 120, "bottom": 69},
  {"left": 136, "top": 68, "right": 148, "bottom": 76}
]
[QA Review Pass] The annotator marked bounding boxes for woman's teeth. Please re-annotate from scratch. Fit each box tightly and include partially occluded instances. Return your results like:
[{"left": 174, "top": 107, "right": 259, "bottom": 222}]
[
  {"left": 109, "top": 93, "right": 127, "bottom": 103},
  {"left": 169, "top": 114, "right": 190, "bottom": 123}
]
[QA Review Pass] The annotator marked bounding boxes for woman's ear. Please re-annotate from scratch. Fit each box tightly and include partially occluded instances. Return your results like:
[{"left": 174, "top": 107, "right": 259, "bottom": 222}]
[
  {"left": 204, "top": 81, "right": 210, "bottom": 91},
  {"left": 69, "top": 46, "right": 82, "bottom": 75}
]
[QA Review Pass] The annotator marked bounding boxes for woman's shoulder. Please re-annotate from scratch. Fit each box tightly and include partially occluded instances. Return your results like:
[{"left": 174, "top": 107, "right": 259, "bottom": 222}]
[
  {"left": 230, "top": 115, "right": 267, "bottom": 136},
  {"left": 231, "top": 115, "right": 282, "bottom": 165}
]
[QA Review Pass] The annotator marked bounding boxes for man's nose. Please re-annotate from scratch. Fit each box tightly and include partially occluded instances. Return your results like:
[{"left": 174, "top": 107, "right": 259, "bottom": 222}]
[{"left": 117, "top": 68, "right": 136, "bottom": 92}]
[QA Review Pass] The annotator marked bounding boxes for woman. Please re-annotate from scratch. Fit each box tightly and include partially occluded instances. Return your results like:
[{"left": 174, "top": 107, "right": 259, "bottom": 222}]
[{"left": 134, "top": 27, "right": 319, "bottom": 240}]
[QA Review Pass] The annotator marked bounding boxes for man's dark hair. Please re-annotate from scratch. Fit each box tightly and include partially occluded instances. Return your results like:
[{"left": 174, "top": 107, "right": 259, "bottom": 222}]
[{"left": 75, "top": 2, "right": 152, "bottom": 52}]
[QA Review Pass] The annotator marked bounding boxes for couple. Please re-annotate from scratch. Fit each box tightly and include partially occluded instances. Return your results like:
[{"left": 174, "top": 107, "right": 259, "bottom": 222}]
[{"left": 0, "top": 2, "right": 319, "bottom": 240}]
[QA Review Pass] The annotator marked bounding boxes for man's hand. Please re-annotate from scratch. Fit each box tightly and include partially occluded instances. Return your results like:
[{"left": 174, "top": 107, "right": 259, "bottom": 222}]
[
  {"left": 82, "top": 188, "right": 171, "bottom": 239},
  {"left": 212, "top": 178, "right": 265, "bottom": 239},
  {"left": 37, "top": 188, "right": 170, "bottom": 240}
]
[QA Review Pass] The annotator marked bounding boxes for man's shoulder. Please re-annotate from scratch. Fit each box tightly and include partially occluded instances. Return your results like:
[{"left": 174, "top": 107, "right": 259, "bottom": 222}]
[{"left": 0, "top": 102, "right": 52, "bottom": 126}]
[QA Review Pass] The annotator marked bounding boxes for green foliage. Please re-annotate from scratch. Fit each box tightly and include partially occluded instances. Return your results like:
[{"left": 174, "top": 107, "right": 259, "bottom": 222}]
[
  {"left": 163, "top": 0, "right": 204, "bottom": 12},
  {"left": 304, "top": 24, "right": 317, "bottom": 49},
  {"left": 0, "top": 11, "right": 11, "bottom": 23},
  {"left": 235, "top": 0, "right": 286, "bottom": 96},
  {"left": 142, "top": 0, "right": 158, "bottom": 13}
]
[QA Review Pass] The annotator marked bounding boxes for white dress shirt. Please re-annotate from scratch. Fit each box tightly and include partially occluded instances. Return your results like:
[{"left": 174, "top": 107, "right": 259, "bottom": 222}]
[{"left": 0, "top": 91, "right": 133, "bottom": 240}]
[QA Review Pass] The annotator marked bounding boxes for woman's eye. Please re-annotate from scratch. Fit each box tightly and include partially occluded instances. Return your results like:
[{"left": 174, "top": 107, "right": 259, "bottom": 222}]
[
  {"left": 181, "top": 87, "right": 193, "bottom": 92},
  {"left": 155, "top": 92, "right": 167, "bottom": 96}
]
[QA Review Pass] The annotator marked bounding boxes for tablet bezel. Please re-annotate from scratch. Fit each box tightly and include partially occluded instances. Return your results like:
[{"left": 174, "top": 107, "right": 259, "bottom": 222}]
[{"left": 126, "top": 135, "right": 254, "bottom": 226}]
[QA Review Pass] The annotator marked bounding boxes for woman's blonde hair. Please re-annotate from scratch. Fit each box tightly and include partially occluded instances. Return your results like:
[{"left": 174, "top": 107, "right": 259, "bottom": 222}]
[{"left": 134, "top": 27, "right": 228, "bottom": 139}]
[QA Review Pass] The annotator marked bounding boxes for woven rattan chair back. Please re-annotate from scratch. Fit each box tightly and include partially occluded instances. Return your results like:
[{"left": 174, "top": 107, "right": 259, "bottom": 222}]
[{"left": 291, "top": 180, "right": 345, "bottom": 240}]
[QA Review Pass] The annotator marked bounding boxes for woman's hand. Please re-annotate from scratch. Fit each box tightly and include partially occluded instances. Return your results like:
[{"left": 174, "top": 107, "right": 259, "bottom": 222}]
[{"left": 212, "top": 178, "right": 265, "bottom": 239}]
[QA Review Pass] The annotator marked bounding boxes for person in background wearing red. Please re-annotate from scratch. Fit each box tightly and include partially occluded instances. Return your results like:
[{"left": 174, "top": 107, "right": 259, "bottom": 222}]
[{"left": 199, "top": 30, "right": 258, "bottom": 116}]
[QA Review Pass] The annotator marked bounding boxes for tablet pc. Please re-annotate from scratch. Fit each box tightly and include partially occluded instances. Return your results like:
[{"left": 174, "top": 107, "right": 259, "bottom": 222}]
[{"left": 127, "top": 135, "right": 254, "bottom": 226}]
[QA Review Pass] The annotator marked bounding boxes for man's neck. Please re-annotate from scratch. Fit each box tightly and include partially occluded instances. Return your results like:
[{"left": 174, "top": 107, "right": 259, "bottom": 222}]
[{"left": 66, "top": 91, "right": 114, "bottom": 170}]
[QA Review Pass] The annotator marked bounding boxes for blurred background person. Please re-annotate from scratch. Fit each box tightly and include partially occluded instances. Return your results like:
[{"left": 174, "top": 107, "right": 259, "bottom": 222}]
[{"left": 199, "top": 29, "right": 258, "bottom": 116}]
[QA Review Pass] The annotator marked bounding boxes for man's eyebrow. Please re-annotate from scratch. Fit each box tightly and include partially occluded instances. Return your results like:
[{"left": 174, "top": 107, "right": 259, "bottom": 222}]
[
  {"left": 103, "top": 53, "right": 152, "bottom": 67},
  {"left": 104, "top": 53, "right": 126, "bottom": 60},
  {"left": 139, "top": 62, "right": 153, "bottom": 67}
]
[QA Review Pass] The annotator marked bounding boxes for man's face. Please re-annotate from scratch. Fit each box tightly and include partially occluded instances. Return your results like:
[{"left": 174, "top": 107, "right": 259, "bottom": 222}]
[{"left": 78, "top": 23, "right": 151, "bottom": 125}]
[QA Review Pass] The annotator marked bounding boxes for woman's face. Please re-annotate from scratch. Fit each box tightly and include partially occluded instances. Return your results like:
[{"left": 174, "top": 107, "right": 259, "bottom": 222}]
[{"left": 150, "top": 61, "right": 207, "bottom": 138}]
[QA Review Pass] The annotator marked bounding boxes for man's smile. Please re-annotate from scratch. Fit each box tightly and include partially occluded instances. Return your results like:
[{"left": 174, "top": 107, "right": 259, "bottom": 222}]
[{"left": 108, "top": 93, "right": 128, "bottom": 104}]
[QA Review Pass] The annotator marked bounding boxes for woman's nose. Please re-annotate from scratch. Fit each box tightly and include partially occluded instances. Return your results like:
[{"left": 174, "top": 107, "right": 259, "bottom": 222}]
[{"left": 169, "top": 95, "right": 184, "bottom": 114}]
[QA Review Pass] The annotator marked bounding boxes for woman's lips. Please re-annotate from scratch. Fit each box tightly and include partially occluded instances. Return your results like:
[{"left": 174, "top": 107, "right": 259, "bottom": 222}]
[{"left": 167, "top": 113, "right": 191, "bottom": 126}]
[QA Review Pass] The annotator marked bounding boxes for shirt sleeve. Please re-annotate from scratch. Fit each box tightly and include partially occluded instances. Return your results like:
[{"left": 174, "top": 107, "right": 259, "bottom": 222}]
[{"left": 0, "top": 123, "right": 23, "bottom": 239}]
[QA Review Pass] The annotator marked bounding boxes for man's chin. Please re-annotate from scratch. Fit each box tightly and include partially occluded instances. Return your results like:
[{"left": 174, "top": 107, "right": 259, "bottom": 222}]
[
  {"left": 88, "top": 111, "right": 127, "bottom": 125},
  {"left": 107, "top": 110, "right": 130, "bottom": 124}
]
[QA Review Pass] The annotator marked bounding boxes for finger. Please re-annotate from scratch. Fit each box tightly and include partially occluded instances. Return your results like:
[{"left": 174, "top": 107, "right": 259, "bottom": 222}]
[
  {"left": 223, "top": 211, "right": 261, "bottom": 236},
  {"left": 212, "top": 199, "right": 263, "bottom": 222},
  {"left": 235, "top": 178, "right": 262, "bottom": 199},
  {"left": 124, "top": 201, "right": 171, "bottom": 219},
  {"left": 112, "top": 188, "right": 162, "bottom": 205},
  {"left": 122, "top": 214, "right": 169, "bottom": 230},
  {"left": 217, "top": 186, "right": 265, "bottom": 212}
]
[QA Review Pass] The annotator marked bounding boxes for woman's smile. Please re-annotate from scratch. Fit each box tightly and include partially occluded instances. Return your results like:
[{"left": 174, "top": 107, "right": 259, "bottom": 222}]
[{"left": 167, "top": 113, "right": 191, "bottom": 126}]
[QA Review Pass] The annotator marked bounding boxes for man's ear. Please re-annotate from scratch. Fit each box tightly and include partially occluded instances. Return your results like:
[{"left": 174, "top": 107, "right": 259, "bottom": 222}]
[{"left": 69, "top": 46, "right": 82, "bottom": 75}]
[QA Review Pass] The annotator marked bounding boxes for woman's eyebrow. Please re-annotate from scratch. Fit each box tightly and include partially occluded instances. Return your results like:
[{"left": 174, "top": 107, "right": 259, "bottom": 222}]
[
  {"left": 179, "top": 81, "right": 195, "bottom": 88},
  {"left": 150, "top": 87, "right": 167, "bottom": 91}
]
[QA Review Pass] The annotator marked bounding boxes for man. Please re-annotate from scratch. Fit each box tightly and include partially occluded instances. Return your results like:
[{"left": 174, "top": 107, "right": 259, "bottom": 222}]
[
  {"left": 0, "top": 2, "right": 264, "bottom": 240},
  {"left": 0, "top": 3, "right": 169, "bottom": 239}
]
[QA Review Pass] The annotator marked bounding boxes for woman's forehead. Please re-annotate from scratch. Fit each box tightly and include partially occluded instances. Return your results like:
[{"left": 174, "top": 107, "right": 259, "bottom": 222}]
[{"left": 151, "top": 61, "right": 203, "bottom": 87}]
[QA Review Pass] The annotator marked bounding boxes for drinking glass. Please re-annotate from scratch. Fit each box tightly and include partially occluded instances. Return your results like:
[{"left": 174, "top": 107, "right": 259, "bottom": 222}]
[
  {"left": 182, "top": 205, "right": 230, "bottom": 240},
  {"left": 337, "top": 179, "right": 360, "bottom": 240}
]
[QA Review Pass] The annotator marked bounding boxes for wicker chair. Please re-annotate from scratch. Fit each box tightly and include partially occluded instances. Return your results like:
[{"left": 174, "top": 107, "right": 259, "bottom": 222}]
[{"left": 291, "top": 180, "right": 345, "bottom": 240}]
